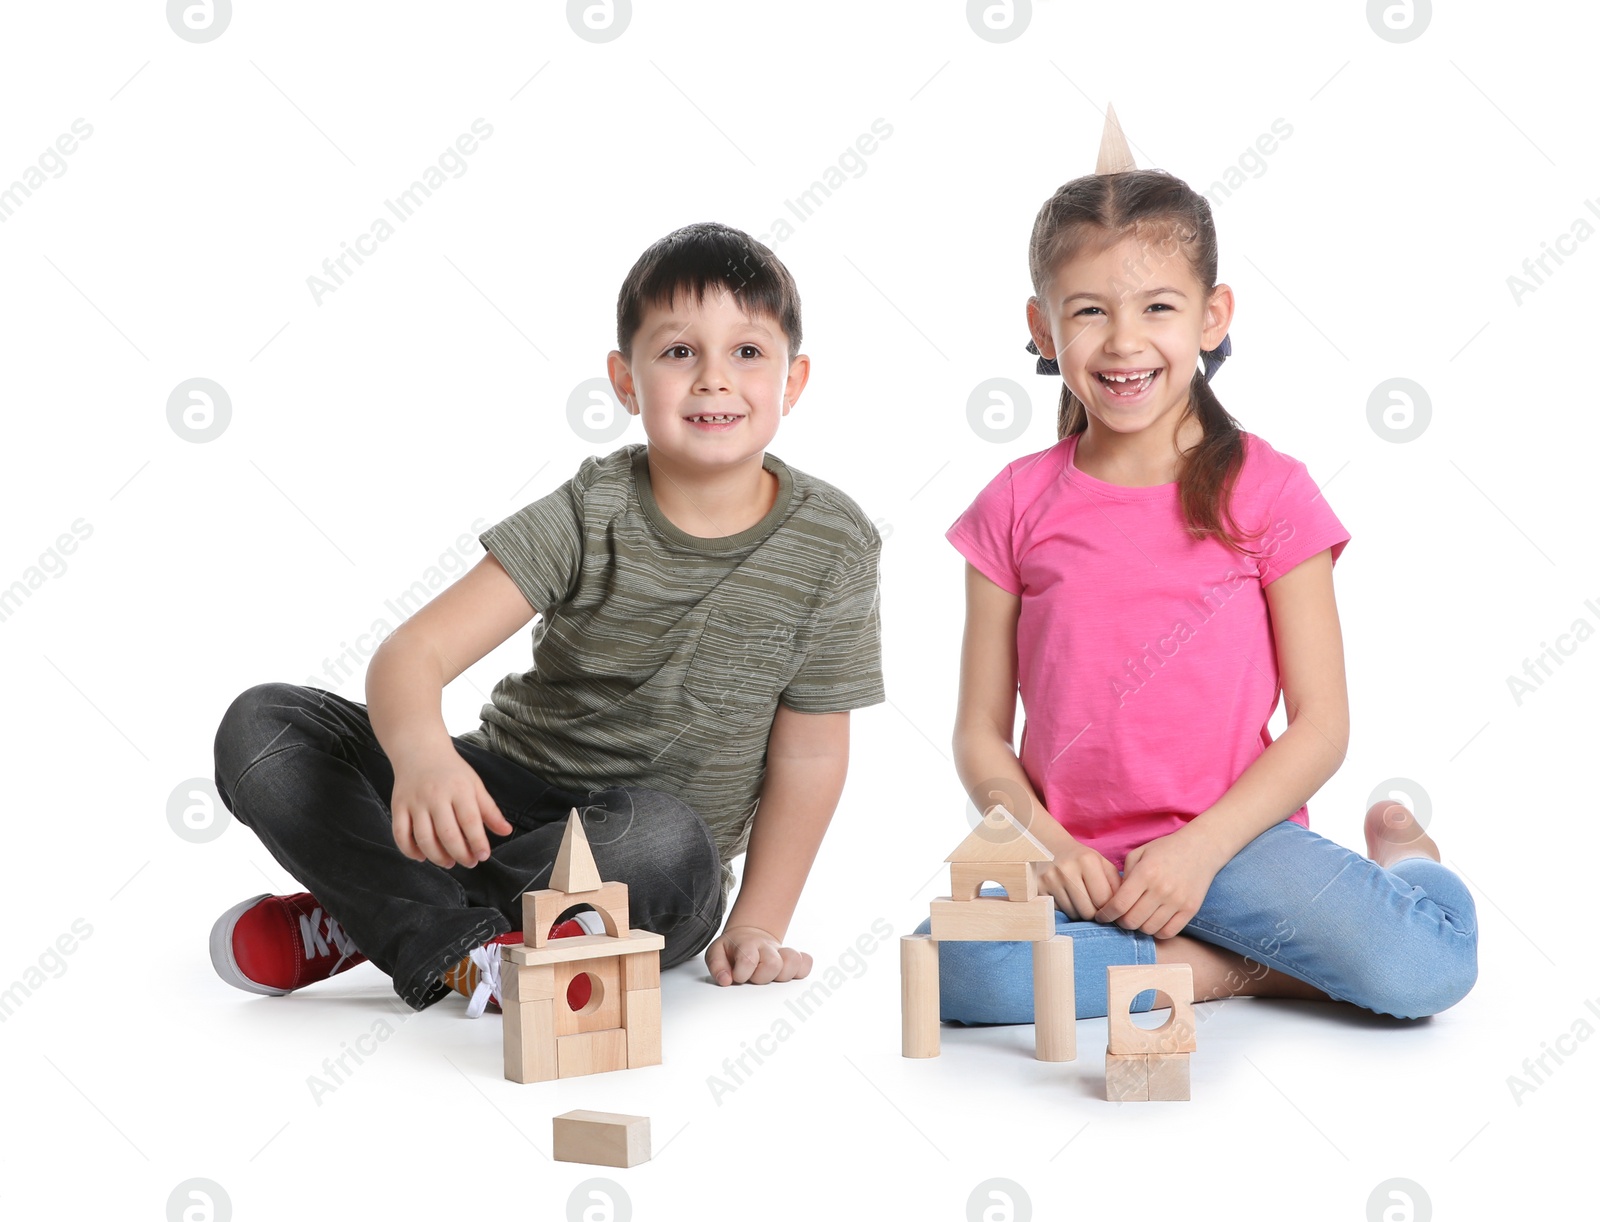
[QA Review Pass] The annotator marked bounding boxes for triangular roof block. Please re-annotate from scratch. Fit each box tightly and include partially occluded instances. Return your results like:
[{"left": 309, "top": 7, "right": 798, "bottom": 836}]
[
  {"left": 944, "top": 804, "right": 1054, "bottom": 864},
  {"left": 551, "top": 808, "right": 603, "bottom": 893}
]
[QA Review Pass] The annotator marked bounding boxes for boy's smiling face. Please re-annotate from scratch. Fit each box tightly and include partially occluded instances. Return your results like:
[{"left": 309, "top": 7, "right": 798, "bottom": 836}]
[{"left": 608, "top": 286, "right": 809, "bottom": 472}]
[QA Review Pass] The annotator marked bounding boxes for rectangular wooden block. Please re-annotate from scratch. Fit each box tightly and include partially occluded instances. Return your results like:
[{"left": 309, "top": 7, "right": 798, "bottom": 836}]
[
  {"left": 622, "top": 986, "right": 662, "bottom": 1068},
  {"left": 556, "top": 1028, "right": 628, "bottom": 1078},
  {"left": 900, "top": 934, "right": 941, "bottom": 1058},
  {"left": 554, "top": 957, "right": 622, "bottom": 1036},
  {"left": 1105, "top": 1050, "right": 1149, "bottom": 1102},
  {"left": 506, "top": 929, "right": 665, "bottom": 967},
  {"left": 928, "top": 895, "right": 1055, "bottom": 942},
  {"left": 504, "top": 997, "right": 557, "bottom": 1084},
  {"left": 621, "top": 948, "right": 660, "bottom": 991},
  {"left": 949, "top": 860, "right": 1037, "bottom": 902},
  {"left": 553, "top": 1109, "right": 651, "bottom": 1168},
  {"left": 1031, "top": 935, "right": 1076, "bottom": 1062},
  {"left": 1106, "top": 964, "right": 1196, "bottom": 1055},
  {"left": 523, "top": 881, "right": 630, "bottom": 947},
  {"left": 1147, "top": 1052, "right": 1191, "bottom": 1100},
  {"left": 501, "top": 962, "right": 555, "bottom": 1004}
]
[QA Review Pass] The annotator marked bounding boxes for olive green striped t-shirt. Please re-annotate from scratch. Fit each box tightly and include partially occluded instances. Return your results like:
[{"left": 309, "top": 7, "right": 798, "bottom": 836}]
[{"left": 457, "top": 443, "right": 885, "bottom": 900}]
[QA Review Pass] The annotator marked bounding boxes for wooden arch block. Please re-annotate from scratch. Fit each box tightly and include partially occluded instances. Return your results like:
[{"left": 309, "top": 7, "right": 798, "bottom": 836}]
[{"left": 1106, "top": 964, "right": 1196, "bottom": 1056}]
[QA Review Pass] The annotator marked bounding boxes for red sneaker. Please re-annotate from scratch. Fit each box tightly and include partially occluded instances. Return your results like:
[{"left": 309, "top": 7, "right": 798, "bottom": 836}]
[
  {"left": 210, "top": 892, "right": 367, "bottom": 996},
  {"left": 447, "top": 918, "right": 594, "bottom": 1016}
]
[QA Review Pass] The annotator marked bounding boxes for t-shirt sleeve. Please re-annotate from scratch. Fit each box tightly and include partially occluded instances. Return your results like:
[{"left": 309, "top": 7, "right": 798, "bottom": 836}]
[
  {"left": 478, "top": 467, "right": 589, "bottom": 615},
  {"left": 945, "top": 465, "right": 1022, "bottom": 595},
  {"left": 779, "top": 536, "right": 886, "bottom": 714},
  {"left": 1257, "top": 458, "right": 1351, "bottom": 585}
]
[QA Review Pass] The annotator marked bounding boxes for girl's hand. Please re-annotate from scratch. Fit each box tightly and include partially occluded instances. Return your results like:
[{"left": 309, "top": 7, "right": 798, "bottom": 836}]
[
  {"left": 390, "top": 746, "right": 513, "bottom": 869},
  {"left": 1094, "top": 831, "right": 1223, "bottom": 939},
  {"left": 705, "top": 924, "right": 813, "bottom": 986},
  {"left": 1036, "top": 839, "right": 1123, "bottom": 921}
]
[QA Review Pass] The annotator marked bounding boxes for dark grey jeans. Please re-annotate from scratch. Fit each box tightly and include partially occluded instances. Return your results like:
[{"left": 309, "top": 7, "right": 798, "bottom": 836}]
[{"left": 213, "top": 682, "right": 725, "bottom": 1010}]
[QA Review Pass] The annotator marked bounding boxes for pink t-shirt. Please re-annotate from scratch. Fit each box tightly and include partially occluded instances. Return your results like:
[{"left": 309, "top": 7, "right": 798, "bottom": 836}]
[{"left": 947, "top": 430, "right": 1351, "bottom": 870}]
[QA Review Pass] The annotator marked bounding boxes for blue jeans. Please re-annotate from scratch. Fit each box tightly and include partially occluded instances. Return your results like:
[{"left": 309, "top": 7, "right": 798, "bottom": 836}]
[
  {"left": 915, "top": 820, "right": 1479, "bottom": 1023},
  {"left": 213, "top": 683, "right": 726, "bottom": 1010}
]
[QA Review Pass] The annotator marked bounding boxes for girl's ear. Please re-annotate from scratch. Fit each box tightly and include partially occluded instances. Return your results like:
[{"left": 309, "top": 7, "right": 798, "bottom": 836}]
[
  {"left": 1202, "top": 284, "right": 1235, "bottom": 350},
  {"left": 1026, "top": 296, "right": 1056, "bottom": 358}
]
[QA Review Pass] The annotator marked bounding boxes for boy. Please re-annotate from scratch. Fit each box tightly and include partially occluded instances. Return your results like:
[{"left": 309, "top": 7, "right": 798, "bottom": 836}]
[{"left": 209, "top": 222, "right": 885, "bottom": 1012}]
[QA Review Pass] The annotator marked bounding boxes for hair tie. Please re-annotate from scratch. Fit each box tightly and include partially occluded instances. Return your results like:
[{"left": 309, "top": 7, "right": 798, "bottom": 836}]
[{"left": 1024, "top": 332, "right": 1233, "bottom": 383}]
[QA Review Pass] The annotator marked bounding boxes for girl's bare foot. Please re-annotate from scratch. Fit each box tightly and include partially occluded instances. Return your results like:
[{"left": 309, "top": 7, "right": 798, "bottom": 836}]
[{"left": 1364, "top": 800, "right": 1441, "bottom": 869}]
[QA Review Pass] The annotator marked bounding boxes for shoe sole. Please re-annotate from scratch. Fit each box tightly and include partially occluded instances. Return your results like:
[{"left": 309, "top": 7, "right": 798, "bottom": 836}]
[{"left": 210, "top": 893, "right": 294, "bottom": 996}]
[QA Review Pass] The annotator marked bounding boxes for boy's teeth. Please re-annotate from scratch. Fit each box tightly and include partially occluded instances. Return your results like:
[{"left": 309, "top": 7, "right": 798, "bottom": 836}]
[{"left": 691, "top": 414, "right": 738, "bottom": 422}]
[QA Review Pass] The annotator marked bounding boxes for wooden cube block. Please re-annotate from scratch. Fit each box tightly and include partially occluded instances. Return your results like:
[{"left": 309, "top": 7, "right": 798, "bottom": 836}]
[
  {"left": 554, "top": 957, "right": 622, "bottom": 1036},
  {"left": 1105, "top": 1051, "right": 1149, "bottom": 1102},
  {"left": 949, "top": 860, "right": 1037, "bottom": 902},
  {"left": 556, "top": 1028, "right": 628, "bottom": 1078},
  {"left": 622, "top": 987, "right": 662, "bottom": 1068},
  {"left": 552, "top": 1109, "right": 651, "bottom": 1168},
  {"left": 501, "top": 962, "right": 555, "bottom": 1004},
  {"left": 523, "top": 881, "right": 630, "bottom": 947},
  {"left": 1106, "top": 964, "right": 1196, "bottom": 1055},
  {"left": 621, "top": 948, "right": 660, "bottom": 991},
  {"left": 928, "top": 895, "right": 1055, "bottom": 941},
  {"left": 900, "top": 934, "right": 941, "bottom": 1059},
  {"left": 504, "top": 997, "right": 557, "bottom": 1084},
  {"left": 1031, "top": 935, "right": 1076, "bottom": 1062},
  {"left": 1147, "top": 1052, "right": 1191, "bottom": 1100}
]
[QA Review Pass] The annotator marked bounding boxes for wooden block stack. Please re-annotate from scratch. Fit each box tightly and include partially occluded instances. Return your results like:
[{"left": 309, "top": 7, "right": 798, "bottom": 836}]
[
  {"left": 502, "top": 809, "right": 665, "bottom": 1083},
  {"left": 1103, "top": 963, "right": 1195, "bottom": 1101},
  {"left": 900, "top": 804, "right": 1076, "bottom": 1063}
]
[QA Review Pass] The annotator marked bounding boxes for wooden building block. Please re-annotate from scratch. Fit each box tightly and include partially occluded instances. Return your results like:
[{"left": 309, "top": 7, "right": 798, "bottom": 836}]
[
  {"left": 523, "top": 881, "right": 630, "bottom": 947},
  {"left": 551, "top": 809, "right": 603, "bottom": 893},
  {"left": 949, "top": 860, "right": 1037, "bottom": 902},
  {"left": 1105, "top": 1051, "right": 1149, "bottom": 1102},
  {"left": 928, "top": 895, "right": 1055, "bottom": 942},
  {"left": 1031, "top": 935, "right": 1076, "bottom": 1062},
  {"left": 552, "top": 1109, "right": 651, "bottom": 1168},
  {"left": 1106, "top": 964, "right": 1196, "bottom": 1055},
  {"left": 557, "top": 1028, "right": 628, "bottom": 1078},
  {"left": 506, "top": 930, "right": 665, "bottom": 967},
  {"left": 900, "top": 934, "right": 941, "bottom": 1058},
  {"left": 504, "top": 997, "right": 557, "bottom": 1084},
  {"left": 554, "top": 957, "right": 622, "bottom": 1036},
  {"left": 944, "top": 804, "right": 1055, "bottom": 864},
  {"left": 622, "top": 987, "right": 662, "bottom": 1068},
  {"left": 621, "top": 948, "right": 660, "bottom": 991},
  {"left": 1147, "top": 1052, "right": 1191, "bottom": 1101},
  {"left": 501, "top": 962, "right": 556, "bottom": 1004}
]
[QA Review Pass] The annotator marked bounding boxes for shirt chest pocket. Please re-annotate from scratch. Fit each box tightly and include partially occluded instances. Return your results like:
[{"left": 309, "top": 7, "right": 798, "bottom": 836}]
[{"left": 683, "top": 609, "right": 799, "bottom": 725}]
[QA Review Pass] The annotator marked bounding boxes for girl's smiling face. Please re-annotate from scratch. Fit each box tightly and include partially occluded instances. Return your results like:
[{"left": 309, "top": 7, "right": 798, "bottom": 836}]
[{"left": 1026, "top": 226, "right": 1233, "bottom": 443}]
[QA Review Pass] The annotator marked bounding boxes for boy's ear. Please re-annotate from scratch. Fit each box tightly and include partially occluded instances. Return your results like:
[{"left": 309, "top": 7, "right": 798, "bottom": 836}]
[
  {"left": 782, "top": 352, "right": 811, "bottom": 410},
  {"left": 1025, "top": 296, "right": 1056, "bottom": 359},
  {"left": 605, "top": 350, "right": 638, "bottom": 414}
]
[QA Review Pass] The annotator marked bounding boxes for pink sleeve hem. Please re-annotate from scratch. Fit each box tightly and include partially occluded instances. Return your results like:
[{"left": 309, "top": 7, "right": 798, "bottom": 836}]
[{"left": 946, "top": 525, "right": 1023, "bottom": 596}]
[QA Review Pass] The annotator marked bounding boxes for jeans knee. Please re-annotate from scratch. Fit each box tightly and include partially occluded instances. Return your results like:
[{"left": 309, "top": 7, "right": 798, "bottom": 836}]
[
  {"left": 1351, "top": 943, "right": 1479, "bottom": 1019},
  {"left": 599, "top": 785, "right": 719, "bottom": 894},
  {"left": 214, "top": 681, "right": 307, "bottom": 808}
]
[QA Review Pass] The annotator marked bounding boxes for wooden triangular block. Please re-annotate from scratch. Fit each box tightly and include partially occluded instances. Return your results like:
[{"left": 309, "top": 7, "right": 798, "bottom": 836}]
[
  {"left": 551, "top": 808, "right": 602, "bottom": 893},
  {"left": 1095, "top": 101, "right": 1137, "bottom": 175},
  {"left": 944, "top": 804, "right": 1054, "bottom": 864}
]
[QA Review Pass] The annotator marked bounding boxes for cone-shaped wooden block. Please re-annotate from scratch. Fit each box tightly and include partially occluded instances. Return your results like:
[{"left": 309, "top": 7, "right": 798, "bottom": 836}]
[
  {"left": 1096, "top": 102, "right": 1136, "bottom": 175},
  {"left": 551, "top": 808, "right": 602, "bottom": 894}
]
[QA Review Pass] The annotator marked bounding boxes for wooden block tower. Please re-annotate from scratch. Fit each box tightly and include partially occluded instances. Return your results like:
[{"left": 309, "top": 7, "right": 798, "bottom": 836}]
[
  {"left": 1103, "top": 963, "right": 1196, "bottom": 1101},
  {"left": 501, "top": 809, "right": 664, "bottom": 1084},
  {"left": 901, "top": 804, "right": 1076, "bottom": 1062}
]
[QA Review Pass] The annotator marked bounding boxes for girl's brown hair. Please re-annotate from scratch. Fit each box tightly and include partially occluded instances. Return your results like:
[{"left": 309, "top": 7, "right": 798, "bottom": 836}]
[{"left": 1029, "top": 169, "right": 1262, "bottom": 556}]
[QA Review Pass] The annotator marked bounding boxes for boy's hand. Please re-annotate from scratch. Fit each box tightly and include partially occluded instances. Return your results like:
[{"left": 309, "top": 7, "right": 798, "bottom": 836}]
[
  {"left": 1036, "top": 838, "right": 1123, "bottom": 921},
  {"left": 390, "top": 747, "right": 513, "bottom": 869},
  {"left": 705, "top": 925, "right": 813, "bottom": 986},
  {"left": 1093, "top": 830, "right": 1223, "bottom": 939}
]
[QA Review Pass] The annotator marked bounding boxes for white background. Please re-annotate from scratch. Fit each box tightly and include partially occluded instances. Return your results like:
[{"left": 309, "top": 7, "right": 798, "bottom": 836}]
[{"left": 2, "top": 2, "right": 1594, "bottom": 1219}]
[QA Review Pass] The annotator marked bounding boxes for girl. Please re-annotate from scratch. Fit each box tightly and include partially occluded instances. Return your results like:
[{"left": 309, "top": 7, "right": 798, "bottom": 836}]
[{"left": 920, "top": 110, "right": 1478, "bottom": 1024}]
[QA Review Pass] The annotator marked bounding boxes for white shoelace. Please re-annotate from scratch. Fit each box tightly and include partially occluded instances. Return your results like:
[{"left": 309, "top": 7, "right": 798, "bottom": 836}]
[{"left": 464, "top": 942, "right": 502, "bottom": 1019}]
